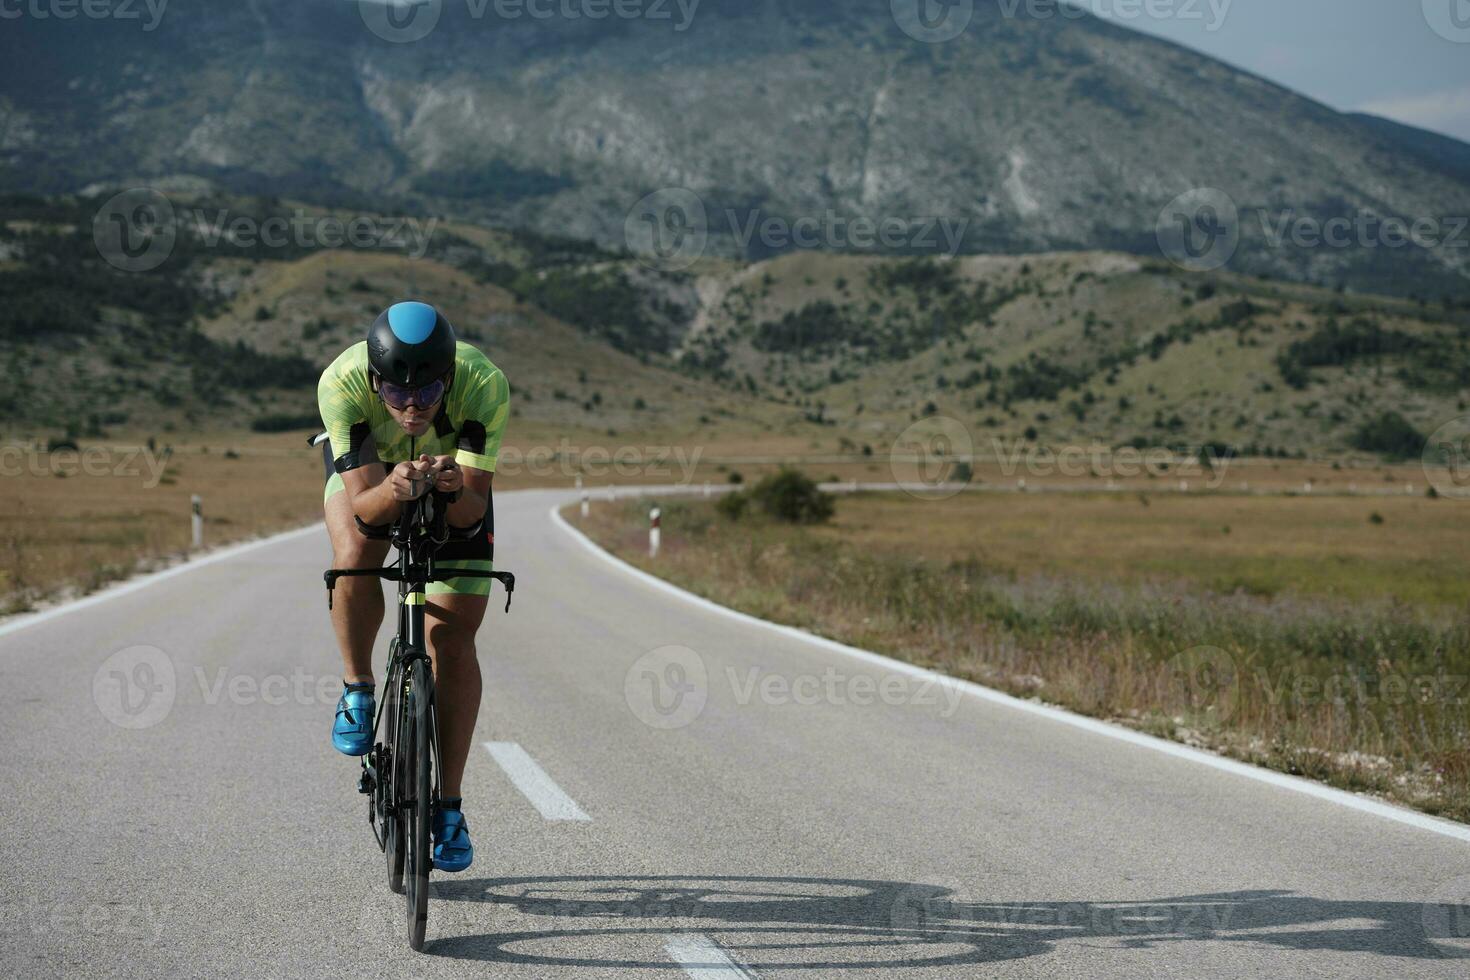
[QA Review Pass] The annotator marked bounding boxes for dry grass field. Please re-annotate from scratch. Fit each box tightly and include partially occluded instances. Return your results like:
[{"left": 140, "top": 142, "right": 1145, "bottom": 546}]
[
  {"left": 574, "top": 487, "right": 1470, "bottom": 823},
  {"left": 816, "top": 489, "right": 1470, "bottom": 609},
  {"left": 2, "top": 420, "right": 1441, "bottom": 615}
]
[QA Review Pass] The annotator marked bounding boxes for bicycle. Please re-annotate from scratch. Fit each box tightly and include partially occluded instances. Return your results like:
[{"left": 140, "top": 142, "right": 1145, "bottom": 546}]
[{"left": 322, "top": 473, "right": 515, "bottom": 952}]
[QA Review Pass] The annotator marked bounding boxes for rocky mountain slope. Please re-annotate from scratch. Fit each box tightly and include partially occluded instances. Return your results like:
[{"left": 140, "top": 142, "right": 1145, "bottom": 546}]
[{"left": 1, "top": 1, "right": 1467, "bottom": 298}]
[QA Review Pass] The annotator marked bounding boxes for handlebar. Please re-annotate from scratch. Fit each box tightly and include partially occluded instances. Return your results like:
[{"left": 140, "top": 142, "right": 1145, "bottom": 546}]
[
  {"left": 327, "top": 483, "right": 509, "bottom": 611},
  {"left": 324, "top": 567, "right": 515, "bottom": 613}
]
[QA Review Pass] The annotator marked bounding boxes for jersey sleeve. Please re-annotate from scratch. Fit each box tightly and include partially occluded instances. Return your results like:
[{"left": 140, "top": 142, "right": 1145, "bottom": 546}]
[
  {"left": 317, "top": 354, "right": 379, "bottom": 473},
  {"left": 454, "top": 365, "right": 510, "bottom": 474}
]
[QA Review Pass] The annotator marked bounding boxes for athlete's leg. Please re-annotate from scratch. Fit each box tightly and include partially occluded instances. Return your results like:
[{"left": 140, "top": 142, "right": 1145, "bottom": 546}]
[
  {"left": 325, "top": 488, "right": 390, "bottom": 684},
  {"left": 424, "top": 592, "right": 489, "bottom": 798}
]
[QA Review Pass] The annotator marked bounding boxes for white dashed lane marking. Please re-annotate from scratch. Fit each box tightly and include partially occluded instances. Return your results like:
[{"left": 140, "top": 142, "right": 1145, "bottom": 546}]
[{"left": 483, "top": 741, "right": 591, "bottom": 821}]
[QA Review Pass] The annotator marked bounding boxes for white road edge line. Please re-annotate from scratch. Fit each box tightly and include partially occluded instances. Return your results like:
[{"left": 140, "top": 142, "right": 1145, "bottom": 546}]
[
  {"left": 0, "top": 523, "right": 324, "bottom": 640},
  {"left": 665, "top": 934, "right": 756, "bottom": 979},
  {"left": 550, "top": 502, "right": 1470, "bottom": 845},
  {"left": 483, "top": 741, "right": 592, "bottom": 821}
]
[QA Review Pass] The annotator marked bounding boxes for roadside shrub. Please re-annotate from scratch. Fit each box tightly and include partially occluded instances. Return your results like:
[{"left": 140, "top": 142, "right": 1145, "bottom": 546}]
[
  {"left": 1351, "top": 412, "right": 1424, "bottom": 460},
  {"left": 715, "top": 491, "right": 749, "bottom": 521},
  {"left": 749, "top": 469, "right": 835, "bottom": 524}
]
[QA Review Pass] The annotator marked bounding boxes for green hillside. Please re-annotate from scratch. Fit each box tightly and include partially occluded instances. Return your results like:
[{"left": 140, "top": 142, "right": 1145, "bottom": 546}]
[{"left": 3, "top": 191, "right": 1466, "bottom": 462}]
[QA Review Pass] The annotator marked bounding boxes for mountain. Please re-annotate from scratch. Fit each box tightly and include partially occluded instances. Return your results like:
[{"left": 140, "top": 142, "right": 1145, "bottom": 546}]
[
  {"left": 1348, "top": 113, "right": 1470, "bottom": 187},
  {"left": 0, "top": 1, "right": 1467, "bottom": 299}
]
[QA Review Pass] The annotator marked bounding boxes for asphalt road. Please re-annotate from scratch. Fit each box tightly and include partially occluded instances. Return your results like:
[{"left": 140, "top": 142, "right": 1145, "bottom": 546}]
[{"left": 2, "top": 487, "right": 1468, "bottom": 978}]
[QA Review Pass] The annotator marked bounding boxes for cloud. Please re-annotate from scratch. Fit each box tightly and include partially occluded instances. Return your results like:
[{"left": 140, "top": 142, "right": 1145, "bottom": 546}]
[{"left": 1358, "top": 86, "right": 1470, "bottom": 143}]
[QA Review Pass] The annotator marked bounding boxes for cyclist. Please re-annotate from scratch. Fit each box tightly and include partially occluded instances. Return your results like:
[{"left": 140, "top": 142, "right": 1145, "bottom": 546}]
[{"left": 317, "top": 301, "right": 509, "bottom": 873}]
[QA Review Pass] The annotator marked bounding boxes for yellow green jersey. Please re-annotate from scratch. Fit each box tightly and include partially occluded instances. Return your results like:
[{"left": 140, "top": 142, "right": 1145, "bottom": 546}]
[{"left": 317, "top": 340, "right": 510, "bottom": 481}]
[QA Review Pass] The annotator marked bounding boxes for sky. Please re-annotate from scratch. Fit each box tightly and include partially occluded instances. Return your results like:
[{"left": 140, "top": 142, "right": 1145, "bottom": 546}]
[{"left": 1081, "top": 0, "right": 1470, "bottom": 143}]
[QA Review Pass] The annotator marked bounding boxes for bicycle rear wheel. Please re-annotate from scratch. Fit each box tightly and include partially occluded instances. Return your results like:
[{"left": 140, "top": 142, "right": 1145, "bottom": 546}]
[{"left": 403, "top": 657, "right": 434, "bottom": 951}]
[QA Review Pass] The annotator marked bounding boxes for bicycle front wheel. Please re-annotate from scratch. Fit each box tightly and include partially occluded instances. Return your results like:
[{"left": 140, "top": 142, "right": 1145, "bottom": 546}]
[
  {"left": 382, "top": 659, "right": 406, "bottom": 895},
  {"left": 403, "top": 657, "right": 434, "bottom": 951}
]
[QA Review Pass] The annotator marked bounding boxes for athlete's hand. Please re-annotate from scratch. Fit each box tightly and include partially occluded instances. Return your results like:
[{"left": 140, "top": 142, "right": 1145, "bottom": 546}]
[
  {"left": 388, "top": 458, "right": 435, "bottom": 501},
  {"left": 427, "top": 455, "right": 463, "bottom": 495}
]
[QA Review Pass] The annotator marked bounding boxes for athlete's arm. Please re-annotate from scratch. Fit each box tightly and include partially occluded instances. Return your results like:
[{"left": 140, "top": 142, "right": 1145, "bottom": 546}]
[
  {"left": 440, "top": 354, "right": 509, "bottom": 528},
  {"left": 342, "top": 459, "right": 436, "bottom": 526},
  {"left": 423, "top": 455, "right": 492, "bottom": 528}
]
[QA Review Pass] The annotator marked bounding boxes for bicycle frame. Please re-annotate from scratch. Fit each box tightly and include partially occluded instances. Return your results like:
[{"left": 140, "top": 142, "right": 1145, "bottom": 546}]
[{"left": 323, "top": 488, "right": 515, "bottom": 844}]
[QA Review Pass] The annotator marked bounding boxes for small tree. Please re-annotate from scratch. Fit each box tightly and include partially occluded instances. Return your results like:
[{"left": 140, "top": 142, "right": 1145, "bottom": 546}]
[
  {"left": 1351, "top": 412, "right": 1424, "bottom": 461},
  {"left": 749, "top": 469, "right": 835, "bottom": 524}
]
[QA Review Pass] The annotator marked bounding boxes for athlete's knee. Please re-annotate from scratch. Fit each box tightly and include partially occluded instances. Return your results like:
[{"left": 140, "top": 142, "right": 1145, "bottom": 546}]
[
  {"left": 332, "top": 533, "right": 386, "bottom": 569},
  {"left": 428, "top": 628, "right": 478, "bottom": 666}
]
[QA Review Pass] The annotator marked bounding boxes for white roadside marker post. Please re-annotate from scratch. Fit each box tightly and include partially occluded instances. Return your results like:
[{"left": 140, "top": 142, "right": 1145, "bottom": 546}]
[
  {"left": 191, "top": 495, "right": 203, "bottom": 549},
  {"left": 577, "top": 474, "right": 589, "bottom": 519},
  {"left": 649, "top": 507, "right": 661, "bottom": 558}
]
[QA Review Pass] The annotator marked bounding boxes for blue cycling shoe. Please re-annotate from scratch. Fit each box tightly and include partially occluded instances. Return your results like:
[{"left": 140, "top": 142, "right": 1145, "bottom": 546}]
[
  {"left": 331, "top": 685, "right": 375, "bottom": 757},
  {"left": 433, "top": 804, "right": 473, "bottom": 872}
]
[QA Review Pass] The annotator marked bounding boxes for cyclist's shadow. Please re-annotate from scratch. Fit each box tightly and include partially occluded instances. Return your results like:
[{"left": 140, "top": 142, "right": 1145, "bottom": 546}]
[{"left": 425, "top": 874, "right": 1464, "bottom": 968}]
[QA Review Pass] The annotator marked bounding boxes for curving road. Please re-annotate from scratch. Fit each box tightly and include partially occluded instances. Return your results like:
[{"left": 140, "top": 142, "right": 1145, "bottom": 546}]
[{"left": 2, "top": 487, "right": 1468, "bottom": 978}]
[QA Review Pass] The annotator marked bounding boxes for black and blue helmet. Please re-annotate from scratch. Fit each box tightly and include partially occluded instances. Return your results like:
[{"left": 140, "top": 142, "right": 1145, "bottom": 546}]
[{"left": 366, "top": 302, "right": 457, "bottom": 387}]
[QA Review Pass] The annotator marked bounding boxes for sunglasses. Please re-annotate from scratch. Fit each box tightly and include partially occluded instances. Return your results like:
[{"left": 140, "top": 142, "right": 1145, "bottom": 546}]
[{"left": 378, "top": 378, "right": 446, "bottom": 411}]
